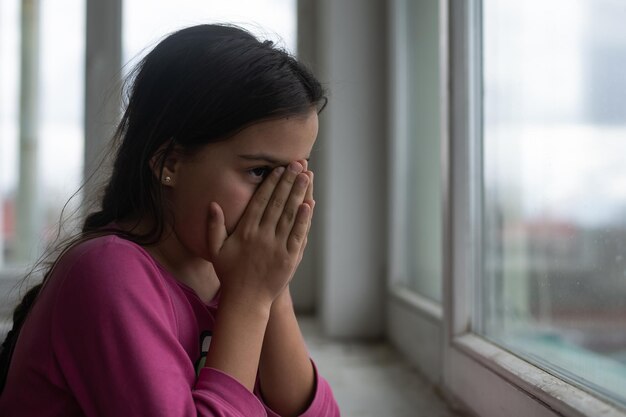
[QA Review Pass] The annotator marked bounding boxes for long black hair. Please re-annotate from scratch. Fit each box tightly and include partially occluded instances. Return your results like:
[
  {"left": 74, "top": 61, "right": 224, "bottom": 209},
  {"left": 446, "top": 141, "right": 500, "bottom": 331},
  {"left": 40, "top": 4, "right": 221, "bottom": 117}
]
[{"left": 0, "top": 23, "right": 327, "bottom": 393}]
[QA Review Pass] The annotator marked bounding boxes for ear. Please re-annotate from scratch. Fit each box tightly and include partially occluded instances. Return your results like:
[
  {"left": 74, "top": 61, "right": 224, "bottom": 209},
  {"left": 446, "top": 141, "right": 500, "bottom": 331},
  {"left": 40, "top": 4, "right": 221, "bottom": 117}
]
[{"left": 150, "top": 140, "right": 182, "bottom": 187}]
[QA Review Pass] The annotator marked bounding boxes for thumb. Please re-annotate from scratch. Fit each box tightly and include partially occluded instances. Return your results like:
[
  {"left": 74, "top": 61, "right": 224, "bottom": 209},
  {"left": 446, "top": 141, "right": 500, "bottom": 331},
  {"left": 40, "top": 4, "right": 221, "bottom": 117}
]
[{"left": 206, "top": 202, "right": 227, "bottom": 260}]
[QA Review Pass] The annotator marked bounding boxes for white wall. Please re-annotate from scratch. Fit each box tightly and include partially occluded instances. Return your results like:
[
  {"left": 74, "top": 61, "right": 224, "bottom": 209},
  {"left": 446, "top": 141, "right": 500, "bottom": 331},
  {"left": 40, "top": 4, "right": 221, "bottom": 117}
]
[{"left": 297, "top": 0, "right": 389, "bottom": 338}]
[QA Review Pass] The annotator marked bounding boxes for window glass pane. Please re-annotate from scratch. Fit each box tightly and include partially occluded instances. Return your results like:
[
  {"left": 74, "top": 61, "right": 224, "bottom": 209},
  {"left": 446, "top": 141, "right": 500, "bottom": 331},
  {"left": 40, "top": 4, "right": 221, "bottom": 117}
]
[
  {"left": 0, "top": 0, "right": 85, "bottom": 267},
  {"left": 480, "top": 0, "right": 626, "bottom": 406},
  {"left": 404, "top": 0, "right": 442, "bottom": 301}
]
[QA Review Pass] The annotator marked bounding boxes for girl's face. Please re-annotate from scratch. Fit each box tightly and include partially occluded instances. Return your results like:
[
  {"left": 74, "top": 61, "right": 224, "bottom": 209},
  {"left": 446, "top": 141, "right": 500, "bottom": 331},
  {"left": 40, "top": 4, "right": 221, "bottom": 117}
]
[{"left": 164, "top": 110, "right": 319, "bottom": 260}]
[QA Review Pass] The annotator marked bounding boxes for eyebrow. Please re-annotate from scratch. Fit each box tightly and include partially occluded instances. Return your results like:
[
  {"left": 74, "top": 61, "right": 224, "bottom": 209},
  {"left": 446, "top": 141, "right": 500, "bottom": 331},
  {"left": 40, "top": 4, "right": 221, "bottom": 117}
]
[{"left": 238, "top": 153, "right": 310, "bottom": 166}]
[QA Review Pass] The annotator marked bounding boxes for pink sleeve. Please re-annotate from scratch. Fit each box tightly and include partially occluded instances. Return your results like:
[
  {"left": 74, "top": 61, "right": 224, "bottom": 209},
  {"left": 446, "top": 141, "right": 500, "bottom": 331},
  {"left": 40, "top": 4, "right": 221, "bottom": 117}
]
[
  {"left": 254, "top": 360, "right": 341, "bottom": 417},
  {"left": 51, "top": 240, "right": 266, "bottom": 417}
]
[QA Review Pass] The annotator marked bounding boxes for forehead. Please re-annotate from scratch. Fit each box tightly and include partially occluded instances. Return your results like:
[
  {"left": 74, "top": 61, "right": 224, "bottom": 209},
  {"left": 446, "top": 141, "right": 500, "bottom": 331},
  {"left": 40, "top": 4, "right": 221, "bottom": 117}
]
[{"left": 226, "top": 111, "right": 319, "bottom": 163}]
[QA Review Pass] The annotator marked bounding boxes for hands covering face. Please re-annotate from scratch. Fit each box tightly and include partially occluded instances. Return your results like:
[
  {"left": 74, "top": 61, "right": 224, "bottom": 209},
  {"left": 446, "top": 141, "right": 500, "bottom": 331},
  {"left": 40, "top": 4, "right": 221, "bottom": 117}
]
[{"left": 205, "top": 160, "right": 314, "bottom": 306}]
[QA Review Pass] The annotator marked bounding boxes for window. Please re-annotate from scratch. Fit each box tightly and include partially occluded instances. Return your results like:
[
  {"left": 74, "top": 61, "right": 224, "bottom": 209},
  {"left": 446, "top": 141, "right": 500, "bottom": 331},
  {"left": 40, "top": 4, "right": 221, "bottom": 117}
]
[
  {"left": 0, "top": 0, "right": 85, "bottom": 268},
  {"left": 443, "top": 0, "right": 626, "bottom": 415},
  {"left": 479, "top": 0, "right": 626, "bottom": 406}
]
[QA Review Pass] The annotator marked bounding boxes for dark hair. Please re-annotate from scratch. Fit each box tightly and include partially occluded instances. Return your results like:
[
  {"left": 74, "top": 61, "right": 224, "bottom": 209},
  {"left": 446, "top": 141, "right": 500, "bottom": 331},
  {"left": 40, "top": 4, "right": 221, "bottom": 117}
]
[{"left": 0, "top": 23, "right": 327, "bottom": 393}]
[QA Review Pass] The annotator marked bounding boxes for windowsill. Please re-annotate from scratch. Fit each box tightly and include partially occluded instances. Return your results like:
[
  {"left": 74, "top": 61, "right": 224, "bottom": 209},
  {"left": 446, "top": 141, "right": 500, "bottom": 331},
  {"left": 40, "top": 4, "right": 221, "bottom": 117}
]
[
  {"left": 452, "top": 333, "right": 626, "bottom": 417},
  {"left": 388, "top": 284, "right": 443, "bottom": 322},
  {"left": 299, "top": 315, "right": 464, "bottom": 417}
]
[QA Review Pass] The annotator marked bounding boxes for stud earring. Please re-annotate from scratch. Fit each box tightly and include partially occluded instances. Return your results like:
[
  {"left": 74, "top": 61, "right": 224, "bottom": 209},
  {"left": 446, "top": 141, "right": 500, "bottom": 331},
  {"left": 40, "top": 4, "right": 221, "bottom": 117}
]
[{"left": 164, "top": 176, "right": 172, "bottom": 183}]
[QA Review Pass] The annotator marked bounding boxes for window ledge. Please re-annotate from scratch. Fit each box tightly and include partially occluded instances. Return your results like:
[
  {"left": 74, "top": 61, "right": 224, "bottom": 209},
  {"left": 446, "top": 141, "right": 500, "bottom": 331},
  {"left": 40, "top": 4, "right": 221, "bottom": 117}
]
[
  {"left": 452, "top": 333, "right": 626, "bottom": 417},
  {"left": 388, "top": 285, "right": 443, "bottom": 323},
  {"left": 300, "top": 315, "right": 462, "bottom": 417}
]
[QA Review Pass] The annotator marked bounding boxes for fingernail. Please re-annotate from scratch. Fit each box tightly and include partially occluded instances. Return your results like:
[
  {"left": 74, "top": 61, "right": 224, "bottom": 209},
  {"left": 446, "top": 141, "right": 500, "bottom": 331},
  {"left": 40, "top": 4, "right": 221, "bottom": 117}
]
[
  {"left": 288, "top": 161, "right": 302, "bottom": 173},
  {"left": 296, "top": 174, "right": 309, "bottom": 187},
  {"left": 275, "top": 166, "right": 286, "bottom": 176}
]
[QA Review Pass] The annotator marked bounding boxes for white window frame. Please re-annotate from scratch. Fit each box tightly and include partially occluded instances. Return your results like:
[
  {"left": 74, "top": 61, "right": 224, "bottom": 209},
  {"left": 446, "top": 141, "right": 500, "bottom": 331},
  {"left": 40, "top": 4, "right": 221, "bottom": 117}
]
[{"left": 442, "top": 1, "right": 626, "bottom": 416}]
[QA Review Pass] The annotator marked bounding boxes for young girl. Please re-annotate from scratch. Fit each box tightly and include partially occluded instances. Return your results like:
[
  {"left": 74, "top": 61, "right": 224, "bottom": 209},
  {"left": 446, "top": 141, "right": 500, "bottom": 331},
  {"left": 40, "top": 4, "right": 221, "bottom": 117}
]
[{"left": 0, "top": 24, "right": 339, "bottom": 417}]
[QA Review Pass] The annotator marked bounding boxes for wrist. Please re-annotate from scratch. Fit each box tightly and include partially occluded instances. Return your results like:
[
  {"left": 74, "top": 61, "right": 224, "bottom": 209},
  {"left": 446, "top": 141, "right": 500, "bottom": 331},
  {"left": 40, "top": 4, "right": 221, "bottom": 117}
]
[
  {"left": 271, "top": 287, "right": 294, "bottom": 314},
  {"left": 219, "top": 287, "right": 273, "bottom": 319},
  {"left": 206, "top": 288, "right": 271, "bottom": 392}
]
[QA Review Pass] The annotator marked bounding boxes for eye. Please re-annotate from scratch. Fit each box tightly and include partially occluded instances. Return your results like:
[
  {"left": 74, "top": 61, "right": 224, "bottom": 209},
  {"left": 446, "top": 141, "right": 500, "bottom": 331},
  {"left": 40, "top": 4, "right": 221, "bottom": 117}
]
[{"left": 247, "top": 166, "right": 271, "bottom": 182}]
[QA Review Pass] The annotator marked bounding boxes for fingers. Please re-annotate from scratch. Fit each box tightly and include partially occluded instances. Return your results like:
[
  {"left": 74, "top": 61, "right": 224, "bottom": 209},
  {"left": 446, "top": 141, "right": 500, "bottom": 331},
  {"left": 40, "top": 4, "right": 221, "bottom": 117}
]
[
  {"left": 287, "top": 203, "right": 312, "bottom": 253},
  {"left": 300, "top": 159, "right": 314, "bottom": 207},
  {"left": 304, "top": 171, "right": 314, "bottom": 205},
  {"left": 260, "top": 161, "right": 305, "bottom": 228},
  {"left": 298, "top": 198, "right": 315, "bottom": 261},
  {"left": 275, "top": 172, "right": 309, "bottom": 237},
  {"left": 237, "top": 166, "right": 285, "bottom": 230},
  {"left": 236, "top": 159, "right": 313, "bottom": 254},
  {"left": 298, "top": 160, "right": 314, "bottom": 260},
  {"left": 206, "top": 202, "right": 227, "bottom": 259}
]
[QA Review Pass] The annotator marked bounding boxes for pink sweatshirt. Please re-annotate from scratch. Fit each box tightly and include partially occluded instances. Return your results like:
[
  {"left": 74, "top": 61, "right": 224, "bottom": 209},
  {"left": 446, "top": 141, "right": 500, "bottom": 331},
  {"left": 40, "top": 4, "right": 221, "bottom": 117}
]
[{"left": 0, "top": 235, "right": 339, "bottom": 416}]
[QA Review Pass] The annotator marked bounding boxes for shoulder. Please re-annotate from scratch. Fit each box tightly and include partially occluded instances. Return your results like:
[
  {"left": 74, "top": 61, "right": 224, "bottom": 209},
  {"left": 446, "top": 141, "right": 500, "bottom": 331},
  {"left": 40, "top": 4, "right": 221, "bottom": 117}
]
[
  {"left": 48, "top": 236, "right": 182, "bottom": 369},
  {"left": 63, "top": 234, "right": 153, "bottom": 265},
  {"left": 53, "top": 234, "right": 167, "bottom": 302},
  {"left": 60, "top": 234, "right": 158, "bottom": 275}
]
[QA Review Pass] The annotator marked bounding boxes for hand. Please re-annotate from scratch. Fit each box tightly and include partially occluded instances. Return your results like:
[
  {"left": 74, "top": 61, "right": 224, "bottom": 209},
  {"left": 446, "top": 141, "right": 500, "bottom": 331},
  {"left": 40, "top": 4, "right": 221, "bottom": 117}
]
[{"left": 206, "top": 161, "right": 312, "bottom": 308}]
